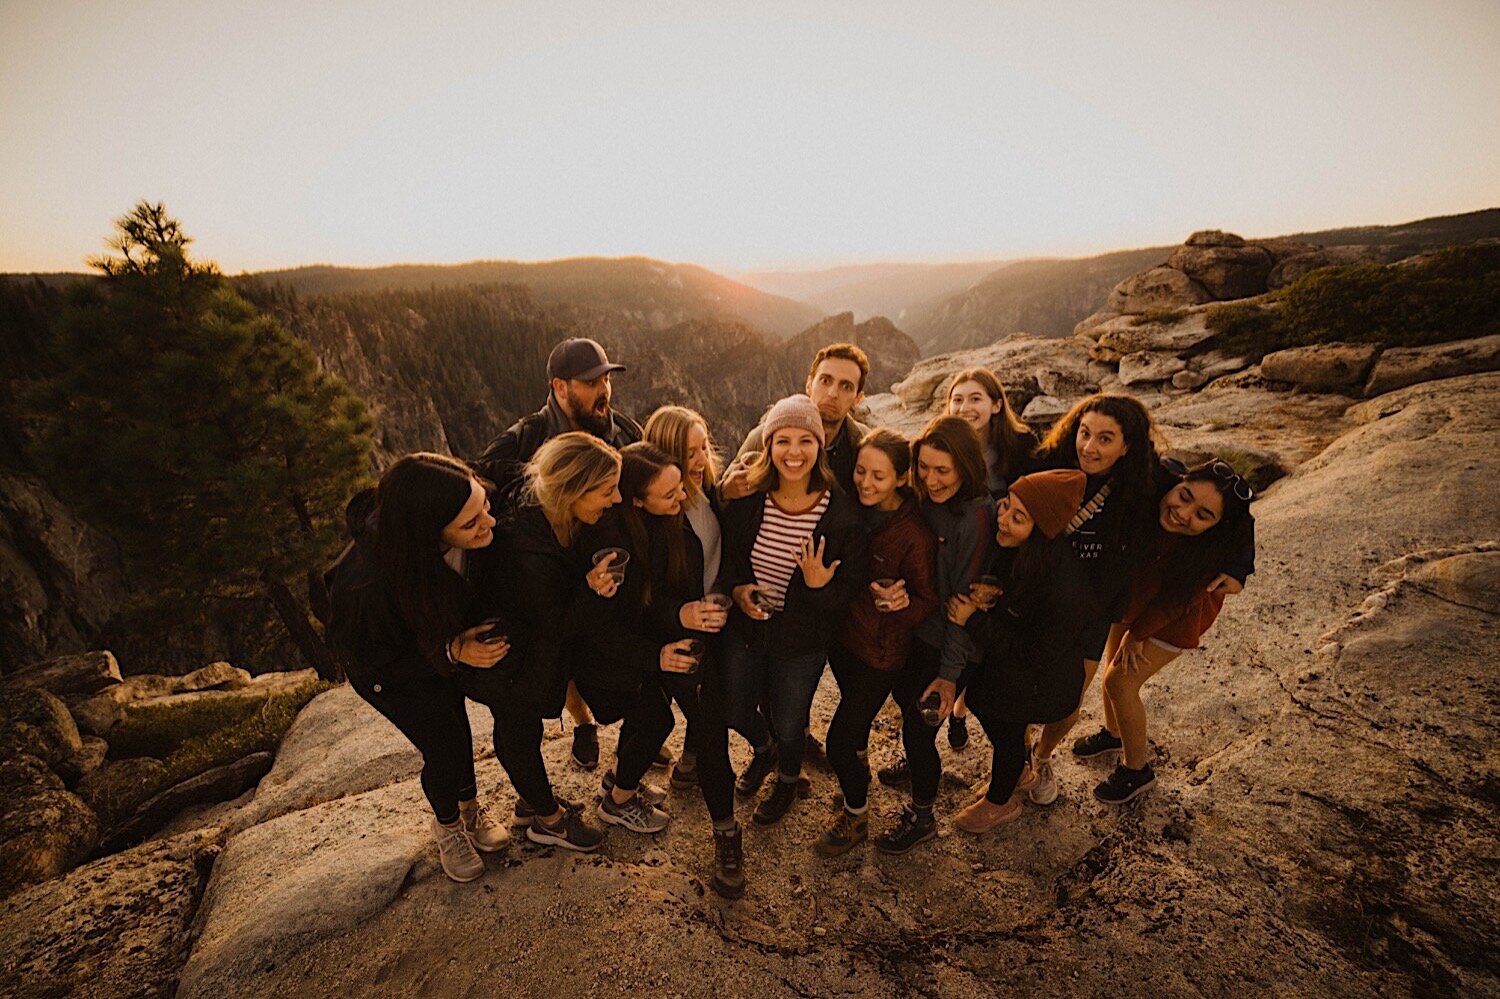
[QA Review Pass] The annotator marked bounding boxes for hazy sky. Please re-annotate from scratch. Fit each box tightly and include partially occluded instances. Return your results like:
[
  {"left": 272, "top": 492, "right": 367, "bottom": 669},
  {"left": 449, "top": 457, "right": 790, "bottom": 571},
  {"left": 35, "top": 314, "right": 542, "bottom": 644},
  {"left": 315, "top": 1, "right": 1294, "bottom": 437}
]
[{"left": 3, "top": 0, "right": 1498, "bottom": 273}]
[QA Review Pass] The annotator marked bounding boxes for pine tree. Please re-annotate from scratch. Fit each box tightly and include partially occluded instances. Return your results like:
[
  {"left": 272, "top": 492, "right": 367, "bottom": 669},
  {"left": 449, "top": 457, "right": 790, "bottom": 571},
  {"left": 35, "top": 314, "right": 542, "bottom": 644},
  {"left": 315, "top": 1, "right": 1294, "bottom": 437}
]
[{"left": 27, "top": 201, "right": 373, "bottom": 678}]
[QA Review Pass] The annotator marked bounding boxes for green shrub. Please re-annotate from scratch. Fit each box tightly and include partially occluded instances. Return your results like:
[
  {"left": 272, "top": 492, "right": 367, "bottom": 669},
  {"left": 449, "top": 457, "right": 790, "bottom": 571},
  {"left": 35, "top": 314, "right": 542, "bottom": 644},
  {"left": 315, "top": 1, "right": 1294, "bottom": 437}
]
[
  {"left": 1205, "top": 301, "right": 1290, "bottom": 359},
  {"left": 108, "top": 695, "right": 266, "bottom": 760},
  {"left": 1130, "top": 307, "right": 1188, "bottom": 326}
]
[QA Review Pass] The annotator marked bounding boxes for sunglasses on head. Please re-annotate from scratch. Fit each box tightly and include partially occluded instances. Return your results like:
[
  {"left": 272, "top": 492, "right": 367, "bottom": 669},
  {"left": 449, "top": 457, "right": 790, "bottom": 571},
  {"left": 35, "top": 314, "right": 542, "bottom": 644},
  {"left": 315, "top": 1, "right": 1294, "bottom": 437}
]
[{"left": 1208, "top": 460, "right": 1254, "bottom": 501}]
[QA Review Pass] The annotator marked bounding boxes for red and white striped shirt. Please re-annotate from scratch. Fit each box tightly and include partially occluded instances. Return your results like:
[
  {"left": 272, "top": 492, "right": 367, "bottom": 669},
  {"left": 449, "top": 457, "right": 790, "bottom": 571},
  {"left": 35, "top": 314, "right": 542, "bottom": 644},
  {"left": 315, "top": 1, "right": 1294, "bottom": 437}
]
[{"left": 750, "top": 491, "right": 830, "bottom": 611}]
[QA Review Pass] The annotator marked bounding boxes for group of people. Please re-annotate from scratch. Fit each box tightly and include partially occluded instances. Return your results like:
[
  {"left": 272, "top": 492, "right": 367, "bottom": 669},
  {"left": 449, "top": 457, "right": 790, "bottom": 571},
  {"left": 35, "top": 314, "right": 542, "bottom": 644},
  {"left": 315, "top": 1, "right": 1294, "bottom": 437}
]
[{"left": 326, "top": 335, "right": 1256, "bottom": 898}]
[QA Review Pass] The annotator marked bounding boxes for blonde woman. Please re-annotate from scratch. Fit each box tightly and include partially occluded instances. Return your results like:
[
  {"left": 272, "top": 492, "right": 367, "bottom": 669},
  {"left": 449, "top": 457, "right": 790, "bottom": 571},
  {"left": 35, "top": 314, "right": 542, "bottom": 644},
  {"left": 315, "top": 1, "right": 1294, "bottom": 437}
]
[{"left": 491, "top": 431, "right": 622, "bottom": 851}]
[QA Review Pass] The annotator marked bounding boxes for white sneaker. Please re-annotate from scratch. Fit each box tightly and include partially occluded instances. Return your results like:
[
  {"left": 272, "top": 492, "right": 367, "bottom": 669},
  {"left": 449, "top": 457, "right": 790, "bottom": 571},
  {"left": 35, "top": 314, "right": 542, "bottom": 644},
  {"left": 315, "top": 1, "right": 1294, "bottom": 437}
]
[
  {"left": 1029, "top": 755, "right": 1059, "bottom": 806},
  {"left": 599, "top": 791, "right": 670, "bottom": 833},
  {"left": 433, "top": 818, "right": 485, "bottom": 882},
  {"left": 460, "top": 803, "right": 510, "bottom": 853}
]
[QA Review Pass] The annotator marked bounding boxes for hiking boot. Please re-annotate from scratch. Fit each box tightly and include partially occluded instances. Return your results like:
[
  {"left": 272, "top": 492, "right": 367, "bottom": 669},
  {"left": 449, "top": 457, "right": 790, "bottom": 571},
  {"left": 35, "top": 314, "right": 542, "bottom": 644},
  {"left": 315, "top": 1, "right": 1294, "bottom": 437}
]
[
  {"left": 735, "top": 744, "right": 778, "bottom": 798},
  {"left": 711, "top": 823, "right": 746, "bottom": 899},
  {"left": 600, "top": 791, "right": 671, "bottom": 833},
  {"left": 1071, "top": 727, "right": 1122, "bottom": 760},
  {"left": 600, "top": 768, "right": 667, "bottom": 807},
  {"left": 1094, "top": 763, "right": 1156, "bottom": 805},
  {"left": 874, "top": 804, "right": 937, "bottom": 855},
  {"left": 526, "top": 801, "right": 605, "bottom": 852},
  {"left": 946, "top": 713, "right": 969, "bottom": 750},
  {"left": 670, "top": 750, "right": 699, "bottom": 789},
  {"left": 433, "top": 818, "right": 485, "bottom": 882},
  {"left": 511, "top": 797, "right": 537, "bottom": 830},
  {"left": 954, "top": 796, "right": 1021, "bottom": 834},
  {"left": 459, "top": 802, "right": 509, "bottom": 853},
  {"left": 752, "top": 775, "right": 809, "bottom": 825},
  {"left": 652, "top": 746, "right": 674, "bottom": 770},
  {"left": 571, "top": 723, "right": 600, "bottom": 770},
  {"left": 814, "top": 808, "right": 869, "bottom": 857},
  {"left": 877, "top": 755, "right": 911, "bottom": 787},
  {"left": 1029, "top": 756, "right": 1059, "bottom": 806}
]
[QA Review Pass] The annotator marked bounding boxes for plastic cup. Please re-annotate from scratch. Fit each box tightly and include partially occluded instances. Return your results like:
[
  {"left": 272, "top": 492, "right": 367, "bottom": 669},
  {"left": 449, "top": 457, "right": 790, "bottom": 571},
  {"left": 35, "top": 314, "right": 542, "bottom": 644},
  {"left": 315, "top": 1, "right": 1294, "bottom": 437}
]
[
  {"left": 920, "top": 691, "right": 943, "bottom": 727},
  {"left": 682, "top": 638, "right": 704, "bottom": 674},
  {"left": 592, "top": 548, "right": 629, "bottom": 583},
  {"left": 972, "top": 574, "right": 1002, "bottom": 610},
  {"left": 703, "top": 592, "right": 732, "bottom": 611},
  {"left": 476, "top": 620, "right": 509, "bottom": 645},
  {"left": 873, "top": 577, "right": 898, "bottom": 611}
]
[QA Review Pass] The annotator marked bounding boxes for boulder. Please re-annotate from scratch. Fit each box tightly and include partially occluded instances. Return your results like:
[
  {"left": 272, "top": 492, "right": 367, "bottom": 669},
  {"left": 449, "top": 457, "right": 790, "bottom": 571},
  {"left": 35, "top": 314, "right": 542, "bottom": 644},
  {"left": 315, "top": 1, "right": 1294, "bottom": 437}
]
[
  {"left": 3, "top": 650, "right": 122, "bottom": 697},
  {"left": 890, "top": 334, "right": 1098, "bottom": 417},
  {"left": 1183, "top": 229, "right": 1246, "bottom": 247},
  {"left": 77, "top": 757, "right": 170, "bottom": 829},
  {"left": 1092, "top": 309, "right": 1218, "bottom": 359},
  {"left": 1166, "top": 244, "right": 1274, "bottom": 300},
  {"left": 69, "top": 666, "right": 314, "bottom": 736},
  {"left": 890, "top": 368, "right": 952, "bottom": 409},
  {"left": 1265, "top": 244, "right": 1390, "bottom": 289},
  {"left": 0, "top": 686, "right": 83, "bottom": 769},
  {"left": 74, "top": 735, "right": 109, "bottom": 778},
  {"left": 0, "top": 829, "right": 221, "bottom": 999},
  {"left": 1172, "top": 369, "right": 1210, "bottom": 390},
  {"left": 105, "top": 753, "right": 275, "bottom": 851},
  {"left": 0, "top": 789, "right": 99, "bottom": 898},
  {"left": 1117, "top": 351, "right": 1188, "bottom": 387},
  {"left": 176, "top": 782, "right": 428, "bottom": 999},
  {"left": 1072, "top": 309, "right": 1115, "bottom": 340},
  {"left": 1409, "top": 550, "right": 1500, "bottom": 615},
  {"left": 1107, "top": 266, "right": 1213, "bottom": 314},
  {"left": 1020, "top": 394, "right": 1071, "bottom": 425},
  {"left": 0, "top": 753, "right": 62, "bottom": 794},
  {"left": 1260, "top": 343, "right": 1381, "bottom": 394},
  {"left": 1362, "top": 334, "right": 1500, "bottom": 397}
]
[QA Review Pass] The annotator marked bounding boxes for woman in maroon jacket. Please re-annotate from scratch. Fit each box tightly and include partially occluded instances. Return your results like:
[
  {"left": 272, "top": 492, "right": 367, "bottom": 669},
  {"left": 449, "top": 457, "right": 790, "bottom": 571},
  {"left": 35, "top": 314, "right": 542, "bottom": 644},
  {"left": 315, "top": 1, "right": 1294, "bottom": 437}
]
[{"left": 818, "top": 429, "right": 940, "bottom": 856}]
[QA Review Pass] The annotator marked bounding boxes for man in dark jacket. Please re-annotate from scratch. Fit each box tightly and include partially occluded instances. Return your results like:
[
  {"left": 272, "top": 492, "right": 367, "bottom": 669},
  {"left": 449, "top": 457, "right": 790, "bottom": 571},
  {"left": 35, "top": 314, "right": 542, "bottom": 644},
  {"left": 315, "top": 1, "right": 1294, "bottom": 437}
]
[
  {"left": 472, "top": 336, "right": 644, "bottom": 769},
  {"left": 475, "top": 337, "right": 644, "bottom": 494}
]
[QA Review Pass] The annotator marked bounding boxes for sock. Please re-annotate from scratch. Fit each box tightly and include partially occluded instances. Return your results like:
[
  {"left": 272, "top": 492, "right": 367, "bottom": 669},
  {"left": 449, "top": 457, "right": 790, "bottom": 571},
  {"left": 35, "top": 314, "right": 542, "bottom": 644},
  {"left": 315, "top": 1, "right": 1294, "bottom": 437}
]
[
  {"left": 712, "top": 816, "right": 737, "bottom": 833},
  {"left": 846, "top": 803, "right": 868, "bottom": 816},
  {"left": 913, "top": 801, "right": 934, "bottom": 820},
  {"left": 436, "top": 815, "right": 462, "bottom": 828},
  {"left": 778, "top": 772, "right": 800, "bottom": 784}
]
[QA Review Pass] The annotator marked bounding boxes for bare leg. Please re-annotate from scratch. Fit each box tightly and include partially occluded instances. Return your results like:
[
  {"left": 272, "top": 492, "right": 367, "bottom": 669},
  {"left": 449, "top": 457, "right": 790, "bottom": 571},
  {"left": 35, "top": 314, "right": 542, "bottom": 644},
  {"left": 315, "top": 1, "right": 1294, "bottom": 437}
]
[
  {"left": 565, "top": 681, "right": 594, "bottom": 727},
  {"left": 952, "top": 690, "right": 968, "bottom": 719},
  {"left": 1097, "top": 624, "right": 1129, "bottom": 735},
  {"left": 1100, "top": 642, "right": 1177, "bottom": 769}
]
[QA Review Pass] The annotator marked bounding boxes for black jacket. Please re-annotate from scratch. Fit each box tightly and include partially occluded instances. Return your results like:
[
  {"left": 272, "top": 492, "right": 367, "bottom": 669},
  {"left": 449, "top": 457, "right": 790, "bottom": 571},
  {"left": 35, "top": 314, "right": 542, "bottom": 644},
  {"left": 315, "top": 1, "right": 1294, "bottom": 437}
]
[
  {"left": 962, "top": 535, "right": 1097, "bottom": 725},
  {"left": 324, "top": 489, "right": 504, "bottom": 693},
  {"left": 486, "top": 499, "right": 589, "bottom": 715},
  {"left": 574, "top": 510, "right": 711, "bottom": 694},
  {"left": 719, "top": 487, "right": 869, "bottom": 660},
  {"left": 474, "top": 396, "right": 642, "bottom": 494}
]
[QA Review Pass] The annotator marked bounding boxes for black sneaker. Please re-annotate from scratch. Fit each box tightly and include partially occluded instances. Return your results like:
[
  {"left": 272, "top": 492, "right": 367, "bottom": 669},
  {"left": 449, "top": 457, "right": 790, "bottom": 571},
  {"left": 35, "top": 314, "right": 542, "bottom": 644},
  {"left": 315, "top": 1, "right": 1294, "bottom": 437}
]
[
  {"left": 525, "top": 801, "right": 605, "bottom": 852},
  {"left": 877, "top": 755, "right": 911, "bottom": 787},
  {"left": 735, "top": 744, "right": 778, "bottom": 798},
  {"left": 1093, "top": 763, "right": 1156, "bottom": 805},
  {"left": 670, "top": 750, "right": 699, "bottom": 789},
  {"left": 874, "top": 804, "right": 937, "bottom": 855},
  {"left": 572, "top": 723, "right": 600, "bottom": 770},
  {"left": 752, "top": 775, "right": 810, "bottom": 825},
  {"left": 946, "top": 714, "right": 969, "bottom": 750},
  {"left": 711, "top": 824, "right": 746, "bottom": 899},
  {"left": 1071, "top": 727, "right": 1123, "bottom": 760}
]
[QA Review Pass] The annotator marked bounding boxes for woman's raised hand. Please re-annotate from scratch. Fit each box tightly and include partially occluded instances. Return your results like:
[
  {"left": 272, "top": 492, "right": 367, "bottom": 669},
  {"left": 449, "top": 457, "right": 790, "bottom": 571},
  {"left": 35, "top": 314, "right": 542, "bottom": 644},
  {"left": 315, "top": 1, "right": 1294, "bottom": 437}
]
[
  {"left": 448, "top": 625, "right": 510, "bottom": 669},
  {"left": 797, "top": 535, "right": 840, "bottom": 589}
]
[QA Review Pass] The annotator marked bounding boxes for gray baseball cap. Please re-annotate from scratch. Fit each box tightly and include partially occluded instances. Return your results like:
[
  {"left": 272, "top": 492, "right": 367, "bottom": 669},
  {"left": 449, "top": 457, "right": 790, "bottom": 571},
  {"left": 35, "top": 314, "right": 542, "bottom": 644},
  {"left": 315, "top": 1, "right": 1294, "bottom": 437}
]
[{"left": 546, "top": 338, "right": 627, "bottom": 382}]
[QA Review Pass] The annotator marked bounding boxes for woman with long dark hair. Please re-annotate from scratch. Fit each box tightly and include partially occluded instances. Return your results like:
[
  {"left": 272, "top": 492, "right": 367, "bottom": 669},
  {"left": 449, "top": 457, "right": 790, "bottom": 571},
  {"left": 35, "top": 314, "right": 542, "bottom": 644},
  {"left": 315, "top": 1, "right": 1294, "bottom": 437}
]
[
  {"left": 1091, "top": 460, "right": 1255, "bottom": 804},
  {"left": 817, "top": 428, "right": 939, "bottom": 856},
  {"left": 942, "top": 368, "right": 1039, "bottom": 749},
  {"left": 946, "top": 469, "right": 1097, "bottom": 833},
  {"left": 642, "top": 405, "right": 725, "bottom": 790},
  {"left": 874, "top": 415, "right": 996, "bottom": 855},
  {"left": 720, "top": 394, "right": 868, "bottom": 826},
  {"left": 1023, "top": 394, "right": 1162, "bottom": 805},
  {"left": 493, "top": 432, "right": 623, "bottom": 851},
  {"left": 326, "top": 453, "right": 520, "bottom": 881}
]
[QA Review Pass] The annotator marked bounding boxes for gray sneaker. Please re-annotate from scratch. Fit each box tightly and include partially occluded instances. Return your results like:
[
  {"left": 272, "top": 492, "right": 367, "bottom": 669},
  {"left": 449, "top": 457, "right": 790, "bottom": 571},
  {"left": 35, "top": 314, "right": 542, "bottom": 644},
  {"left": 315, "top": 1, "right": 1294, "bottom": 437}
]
[
  {"left": 600, "top": 768, "right": 668, "bottom": 806},
  {"left": 460, "top": 803, "right": 510, "bottom": 852},
  {"left": 599, "top": 791, "right": 671, "bottom": 833},
  {"left": 433, "top": 818, "right": 485, "bottom": 882},
  {"left": 1029, "top": 756, "right": 1059, "bottom": 806}
]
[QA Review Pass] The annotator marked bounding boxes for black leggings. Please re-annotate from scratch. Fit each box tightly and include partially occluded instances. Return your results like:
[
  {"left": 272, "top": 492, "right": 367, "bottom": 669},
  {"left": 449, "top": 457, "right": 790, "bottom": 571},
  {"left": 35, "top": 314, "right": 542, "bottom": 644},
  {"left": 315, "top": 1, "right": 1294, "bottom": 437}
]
[
  {"left": 663, "top": 672, "right": 736, "bottom": 822},
  {"left": 892, "top": 640, "right": 946, "bottom": 806},
  {"left": 347, "top": 666, "right": 475, "bottom": 824},
  {"left": 576, "top": 681, "right": 676, "bottom": 793},
  {"left": 970, "top": 708, "right": 1029, "bottom": 805},
  {"left": 826, "top": 646, "right": 897, "bottom": 811},
  {"left": 457, "top": 667, "right": 559, "bottom": 816}
]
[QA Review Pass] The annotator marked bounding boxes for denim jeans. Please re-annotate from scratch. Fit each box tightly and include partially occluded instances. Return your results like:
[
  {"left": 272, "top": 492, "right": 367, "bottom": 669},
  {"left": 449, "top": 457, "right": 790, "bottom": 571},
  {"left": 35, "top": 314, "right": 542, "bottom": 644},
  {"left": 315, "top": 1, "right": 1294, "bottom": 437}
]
[{"left": 721, "top": 633, "right": 826, "bottom": 778}]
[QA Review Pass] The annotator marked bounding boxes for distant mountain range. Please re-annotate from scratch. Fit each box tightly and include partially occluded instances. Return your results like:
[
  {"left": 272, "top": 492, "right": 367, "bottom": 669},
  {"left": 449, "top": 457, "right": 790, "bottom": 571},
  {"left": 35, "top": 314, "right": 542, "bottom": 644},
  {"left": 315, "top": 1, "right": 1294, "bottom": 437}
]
[
  {"left": 249, "top": 256, "right": 824, "bottom": 339},
  {"left": 735, "top": 261, "right": 1009, "bottom": 325}
]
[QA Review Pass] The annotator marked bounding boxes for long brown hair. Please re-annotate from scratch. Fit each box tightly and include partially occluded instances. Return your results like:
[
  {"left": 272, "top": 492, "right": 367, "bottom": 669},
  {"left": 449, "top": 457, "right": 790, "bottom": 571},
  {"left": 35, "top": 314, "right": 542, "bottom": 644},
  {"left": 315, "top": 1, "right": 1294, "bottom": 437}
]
[
  {"left": 745, "top": 425, "right": 834, "bottom": 495},
  {"left": 643, "top": 405, "right": 720, "bottom": 502},
  {"left": 857, "top": 427, "right": 915, "bottom": 501},
  {"left": 617, "top": 442, "right": 689, "bottom": 607},
  {"left": 911, "top": 415, "right": 988, "bottom": 506},
  {"left": 1036, "top": 394, "right": 1161, "bottom": 552},
  {"left": 946, "top": 368, "right": 1034, "bottom": 484},
  {"left": 1153, "top": 462, "right": 1253, "bottom": 610}
]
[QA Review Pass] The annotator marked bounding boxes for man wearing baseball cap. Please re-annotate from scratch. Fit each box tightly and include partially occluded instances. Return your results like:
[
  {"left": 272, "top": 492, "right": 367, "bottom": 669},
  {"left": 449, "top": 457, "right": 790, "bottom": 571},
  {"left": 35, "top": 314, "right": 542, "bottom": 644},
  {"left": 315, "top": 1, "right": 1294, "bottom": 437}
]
[
  {"left": 476, "top": 337, "right": 642, "bottom": 493},
  {"left": 474, "top": 337, "right": 643, "bottom": 772}
]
